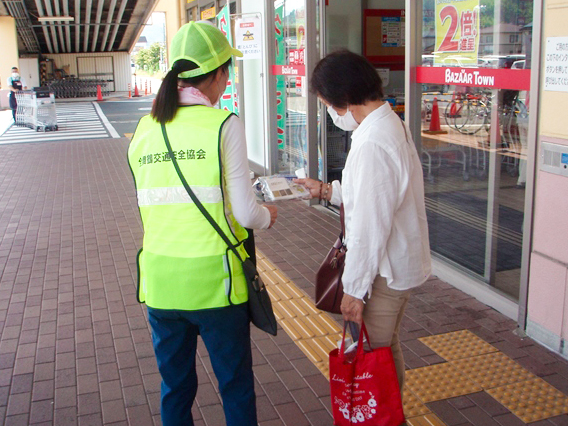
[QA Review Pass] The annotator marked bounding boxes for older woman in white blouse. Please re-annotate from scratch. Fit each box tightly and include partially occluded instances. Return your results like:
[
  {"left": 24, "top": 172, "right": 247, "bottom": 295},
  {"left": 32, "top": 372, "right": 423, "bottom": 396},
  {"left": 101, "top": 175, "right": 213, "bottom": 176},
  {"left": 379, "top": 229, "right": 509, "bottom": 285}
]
[{"left": 296, "top": 50, "right": 431, "bottom": 394}]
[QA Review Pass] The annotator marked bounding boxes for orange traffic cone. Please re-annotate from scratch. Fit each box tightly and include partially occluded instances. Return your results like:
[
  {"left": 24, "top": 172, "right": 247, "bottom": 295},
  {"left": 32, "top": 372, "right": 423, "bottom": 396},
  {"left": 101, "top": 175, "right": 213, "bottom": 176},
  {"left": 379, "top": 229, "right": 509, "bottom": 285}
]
[
  {"left": 134, "top": 83, "right": 140, "bottom": 97},
  {"left": 96, "top": 85, "right": 103, "bottom": 101},
  {"left": 449, "top": 93, "right": 458, "bottom": 116},
  {"left": 423, "top": 97, "right": 447, "bottom": 134}
]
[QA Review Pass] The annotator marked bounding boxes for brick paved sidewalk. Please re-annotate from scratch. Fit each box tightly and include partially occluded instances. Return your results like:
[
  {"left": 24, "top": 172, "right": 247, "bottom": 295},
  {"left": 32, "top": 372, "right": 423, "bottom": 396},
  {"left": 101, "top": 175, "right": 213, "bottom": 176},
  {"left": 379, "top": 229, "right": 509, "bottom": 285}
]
[{"left": 0, "top": 138, "right": 566, "bottom": 426}]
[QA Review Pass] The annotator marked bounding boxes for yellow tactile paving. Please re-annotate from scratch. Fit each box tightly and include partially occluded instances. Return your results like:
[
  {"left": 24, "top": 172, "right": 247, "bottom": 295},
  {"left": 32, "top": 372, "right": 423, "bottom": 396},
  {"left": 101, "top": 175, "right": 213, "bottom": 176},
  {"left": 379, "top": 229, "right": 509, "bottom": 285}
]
[
  {"left": 278, "top": 318, "right": 304, "bottom": 341},
  {"left": 270, "top": 302, "right": 285, "bottom": 321},
  {"left": 280, "top": 298, "right": 310, "bottom": 317},
  {"left": 270, "top": 283, "right": 296, "bottom": 301},
  {"left": 260, "top": 269, "right": 281, "bottom": 287},
  {"left": 302, "top": 314, "right": 333, "bottom": 336},
  {"left": 403, "top": 388, "right": 432, "bottom": 418},
  {"left": 312, "top": 335, "right": 339, "bottom": 356},
  {"left": 452, "top": 351, "right": 537, "bottom": 389},
  {"left": 419, "top": 329, "right": 498, "bottom": 361},
  {"left": 256, "top": 249, "right": 568, "bottom": 426},
  {"left": 487, "top": 377, "right": 568, "bottom": 423},
  {"left": 405, "top": 362, "right": 482, "bottom": 402},
  {"left": 297, "top": 338, "right": 328, "bottom": 364},
  {"left": 295, "top": 297, "right": 323, "bottom": 316},
  {"left": 315, "top": 312, "right": 343, "bottom": 334},
  {"left": 406, "top": 413, "right": 447, "bottom": 426},
  {"left": 316, "top": 361, "right": 330, "bottom": 380},
  {"left": 272, "top": 268, "right": 292, "bottom": 284}
]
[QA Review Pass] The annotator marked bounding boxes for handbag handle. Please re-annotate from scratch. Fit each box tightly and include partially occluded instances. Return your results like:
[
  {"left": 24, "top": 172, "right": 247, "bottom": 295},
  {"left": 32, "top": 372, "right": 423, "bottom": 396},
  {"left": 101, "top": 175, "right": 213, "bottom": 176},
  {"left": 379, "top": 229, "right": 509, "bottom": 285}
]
[
  {"left": 160, "top": 123, "right": 244, "bottom": 263},
  {"left": 339, "top": 321, "right": 372, "bottom": 361},
  {"left": 339, "top": 203, "right": 345, "bottom": 239},
  {"left": 355, "top": 322, "right": 372, "bottom": 358}
]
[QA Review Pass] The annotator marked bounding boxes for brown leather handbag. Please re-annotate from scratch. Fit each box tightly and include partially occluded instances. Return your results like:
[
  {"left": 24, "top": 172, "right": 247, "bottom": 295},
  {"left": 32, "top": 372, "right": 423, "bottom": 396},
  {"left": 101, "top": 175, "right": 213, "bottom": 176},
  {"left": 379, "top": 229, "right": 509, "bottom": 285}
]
[{"left": 315, "top": 205, "right": 346, "bottom": 314}]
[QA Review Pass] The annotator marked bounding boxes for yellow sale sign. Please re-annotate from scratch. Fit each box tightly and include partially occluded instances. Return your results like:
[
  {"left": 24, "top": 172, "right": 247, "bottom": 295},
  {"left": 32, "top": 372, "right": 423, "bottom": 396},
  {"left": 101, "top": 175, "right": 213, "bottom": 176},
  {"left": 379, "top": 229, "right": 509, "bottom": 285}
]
[{"left": 434, "top": 0, "right": 480, "bottom": 67}]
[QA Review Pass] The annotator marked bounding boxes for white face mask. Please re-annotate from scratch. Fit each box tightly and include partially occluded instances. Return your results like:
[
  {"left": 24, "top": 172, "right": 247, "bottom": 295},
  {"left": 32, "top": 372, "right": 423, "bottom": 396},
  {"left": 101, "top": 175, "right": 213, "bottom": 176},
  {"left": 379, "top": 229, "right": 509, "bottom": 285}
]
[
  {"left": 327, "top": 105, "right": 359, "bottom": 131},
  {"left": 11, "top": 73, "right": 20, "bottom": 80}
]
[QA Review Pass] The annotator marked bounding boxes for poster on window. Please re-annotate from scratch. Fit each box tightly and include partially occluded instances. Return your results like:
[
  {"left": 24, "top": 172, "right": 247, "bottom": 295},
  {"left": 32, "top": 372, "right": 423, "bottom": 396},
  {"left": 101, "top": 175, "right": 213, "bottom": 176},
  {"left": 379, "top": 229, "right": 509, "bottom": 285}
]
[
  {"left": 234, "top": 17, "right": 262, "bottom": 60},
  {"left": 275, "top": 1, "right": 286, "bottom": 149},
  {"left": 434, "top": 0, "right": 480, "bottom": 67},
  {"left": 381, "top": 16, "right": 404, "bottom": 47},
  {"left": 217, "top": 5, "right": 238, "bottom": 114}
]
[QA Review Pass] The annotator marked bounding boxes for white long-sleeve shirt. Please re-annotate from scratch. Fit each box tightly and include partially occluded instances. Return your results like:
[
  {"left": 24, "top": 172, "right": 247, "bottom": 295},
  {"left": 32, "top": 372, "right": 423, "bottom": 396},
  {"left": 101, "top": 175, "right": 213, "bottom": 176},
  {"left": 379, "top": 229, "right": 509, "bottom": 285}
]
[
  {"left": 330, "top": 103, "right": 431, "bottom": 298},
  {"left": 220, "top": 115, "right": 271, "bottom": 230}
]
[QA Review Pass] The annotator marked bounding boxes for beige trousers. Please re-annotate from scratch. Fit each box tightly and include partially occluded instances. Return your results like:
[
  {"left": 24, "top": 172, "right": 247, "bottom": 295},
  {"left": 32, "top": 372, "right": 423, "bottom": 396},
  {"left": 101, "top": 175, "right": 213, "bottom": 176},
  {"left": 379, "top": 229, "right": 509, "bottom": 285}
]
[{"left": 362, "top": 276, "right": 411, "bottom": 394}]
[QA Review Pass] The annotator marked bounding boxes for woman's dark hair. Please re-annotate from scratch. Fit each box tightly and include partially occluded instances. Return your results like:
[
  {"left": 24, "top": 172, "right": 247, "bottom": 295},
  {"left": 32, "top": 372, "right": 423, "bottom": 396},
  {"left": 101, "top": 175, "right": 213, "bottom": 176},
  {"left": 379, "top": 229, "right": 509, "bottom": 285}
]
[
  {"left": 151, "top": 58, "right": 231, "bottom": 124},
  {"left": 311, "top": 50, "right": 384, "bottom": 108}
]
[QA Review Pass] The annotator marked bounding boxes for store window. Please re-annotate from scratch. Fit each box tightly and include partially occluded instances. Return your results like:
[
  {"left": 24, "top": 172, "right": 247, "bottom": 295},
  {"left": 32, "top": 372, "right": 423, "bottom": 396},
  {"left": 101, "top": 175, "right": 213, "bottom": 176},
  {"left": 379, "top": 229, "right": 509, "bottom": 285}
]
[
  {"left": 274, "top": 0, "right": 308, "bottom": 175},
  {"left": 417, "top": 0, "right": 533, "bottom": 301}
]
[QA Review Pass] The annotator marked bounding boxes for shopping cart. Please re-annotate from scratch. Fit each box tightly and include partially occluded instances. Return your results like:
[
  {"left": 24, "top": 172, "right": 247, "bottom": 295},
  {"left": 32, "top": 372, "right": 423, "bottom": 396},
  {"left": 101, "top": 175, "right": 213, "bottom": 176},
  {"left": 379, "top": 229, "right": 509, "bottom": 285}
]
[
  {"left": 15, "top": 88, "right": 58, "bottom": 132},
  {"left": 47, "top": 78, "right": 109, "bottom": 98}
]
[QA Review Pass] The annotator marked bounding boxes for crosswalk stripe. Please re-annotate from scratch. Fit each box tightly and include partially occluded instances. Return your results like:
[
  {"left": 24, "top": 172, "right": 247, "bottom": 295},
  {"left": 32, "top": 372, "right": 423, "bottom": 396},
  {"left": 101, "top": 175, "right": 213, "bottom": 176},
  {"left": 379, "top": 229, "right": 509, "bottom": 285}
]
[
  {"left": 0, "top": 134, "right": 110, "bottom": 144},
  {"left": 0, "top": 101, "right": 114, "bottom": 144},
  {"left": 1, "top": 132, "right": 108, "bottom": 141}
]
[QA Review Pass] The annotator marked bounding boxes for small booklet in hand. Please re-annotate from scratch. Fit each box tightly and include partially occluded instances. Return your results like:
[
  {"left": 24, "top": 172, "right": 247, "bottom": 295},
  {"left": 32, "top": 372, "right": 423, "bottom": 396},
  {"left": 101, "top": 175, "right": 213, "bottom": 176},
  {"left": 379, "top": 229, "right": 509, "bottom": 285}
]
[{"left": 253, "top": 175, "right": 310, "bottom": 202}]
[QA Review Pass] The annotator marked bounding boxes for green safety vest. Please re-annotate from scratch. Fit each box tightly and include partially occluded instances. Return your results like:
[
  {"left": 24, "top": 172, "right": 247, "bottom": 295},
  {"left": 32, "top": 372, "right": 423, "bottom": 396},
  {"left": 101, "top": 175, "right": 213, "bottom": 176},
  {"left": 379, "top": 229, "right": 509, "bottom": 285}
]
[{"left": 128, "top": 105, "right": 249, "bottom": 311}]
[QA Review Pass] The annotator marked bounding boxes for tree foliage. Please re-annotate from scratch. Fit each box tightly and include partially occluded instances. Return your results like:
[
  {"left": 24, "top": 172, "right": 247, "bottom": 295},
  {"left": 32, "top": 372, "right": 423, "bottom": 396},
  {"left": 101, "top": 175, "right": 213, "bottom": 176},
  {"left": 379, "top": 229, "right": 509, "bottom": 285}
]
[{"left": 133, "top": 42, "right": 165, "bottom": 74}]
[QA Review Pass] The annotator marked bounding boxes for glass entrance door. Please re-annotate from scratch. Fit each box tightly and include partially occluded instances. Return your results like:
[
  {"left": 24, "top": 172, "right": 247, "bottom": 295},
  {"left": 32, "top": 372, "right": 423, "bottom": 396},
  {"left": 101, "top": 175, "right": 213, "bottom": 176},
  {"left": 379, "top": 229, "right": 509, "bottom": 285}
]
[
  {"left": 274, "top": 0, "right": 308, "bottom": 175},
  {"left": 417, "top": 0, "right": 533, "bottom": 301}
]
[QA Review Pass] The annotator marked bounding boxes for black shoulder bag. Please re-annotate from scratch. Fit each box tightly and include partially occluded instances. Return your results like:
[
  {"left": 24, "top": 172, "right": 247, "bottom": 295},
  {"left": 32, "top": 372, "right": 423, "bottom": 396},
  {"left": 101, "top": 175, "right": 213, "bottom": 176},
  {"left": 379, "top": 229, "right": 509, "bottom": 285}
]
[{"left": 161, "top": 123, "right": 277, "bottom": 336}]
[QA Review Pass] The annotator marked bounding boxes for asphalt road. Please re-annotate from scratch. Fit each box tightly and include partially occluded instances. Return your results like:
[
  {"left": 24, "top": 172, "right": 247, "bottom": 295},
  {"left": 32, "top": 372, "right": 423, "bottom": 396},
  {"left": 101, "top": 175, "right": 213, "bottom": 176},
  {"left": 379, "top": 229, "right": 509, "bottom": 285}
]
[{"left": 98, "top": 95, "right": 156, "bottom": 137}]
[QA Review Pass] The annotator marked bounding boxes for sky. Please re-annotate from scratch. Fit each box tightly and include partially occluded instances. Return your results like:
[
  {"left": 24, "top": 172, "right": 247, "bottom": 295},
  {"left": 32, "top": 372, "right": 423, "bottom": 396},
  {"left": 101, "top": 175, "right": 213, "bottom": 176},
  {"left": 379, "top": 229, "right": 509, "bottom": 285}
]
[{"left": 140, "top": 12, "right": 166, "bottom": 45}]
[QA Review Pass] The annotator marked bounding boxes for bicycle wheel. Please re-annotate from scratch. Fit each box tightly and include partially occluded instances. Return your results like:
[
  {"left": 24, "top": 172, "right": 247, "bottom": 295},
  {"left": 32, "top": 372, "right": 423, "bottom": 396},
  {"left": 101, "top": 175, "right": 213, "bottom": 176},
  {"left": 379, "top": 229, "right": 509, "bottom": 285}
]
[
  {"left": 458, "top": 100, "right": 489, "bottom": 134},
  {"left": 445, "top": 100, "right": 466, "bottom": 131}
]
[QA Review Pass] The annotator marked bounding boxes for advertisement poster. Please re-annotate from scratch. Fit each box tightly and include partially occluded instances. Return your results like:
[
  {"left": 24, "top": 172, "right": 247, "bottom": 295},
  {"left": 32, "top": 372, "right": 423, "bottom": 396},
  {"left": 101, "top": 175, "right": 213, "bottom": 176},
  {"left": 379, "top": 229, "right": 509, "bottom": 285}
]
[
  {"left": 434, "top": 0, "right": 480, "bottom": 67},
  {"left": 544, "top": 37, "right": 568, "bottom": 92},
  {"left": 381, "top": 16, "right": 404, "bottom": 47},
  {"left": 234, "top": 18, "right": 262, "bottom": 60},
  {"left": 275, "top": 1, "right": 286, "bottom": 149},
  {"left": 217, "top": 6, "right": 239, "bottom": 114}
]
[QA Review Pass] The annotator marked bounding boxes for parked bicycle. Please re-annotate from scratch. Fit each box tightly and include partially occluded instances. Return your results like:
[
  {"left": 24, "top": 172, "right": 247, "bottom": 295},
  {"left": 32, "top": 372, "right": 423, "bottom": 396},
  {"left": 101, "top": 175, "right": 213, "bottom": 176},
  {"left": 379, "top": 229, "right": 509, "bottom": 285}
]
[{"left": 444, "top": 90, "right": 491, "bottom": 135}]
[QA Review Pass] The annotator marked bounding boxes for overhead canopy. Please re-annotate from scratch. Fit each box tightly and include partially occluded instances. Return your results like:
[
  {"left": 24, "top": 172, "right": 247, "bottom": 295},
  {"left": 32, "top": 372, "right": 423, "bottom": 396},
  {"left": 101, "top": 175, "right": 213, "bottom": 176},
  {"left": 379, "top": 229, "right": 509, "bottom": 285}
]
[{"left": 0, "top": 0, "right": 159, "bottom": 55}]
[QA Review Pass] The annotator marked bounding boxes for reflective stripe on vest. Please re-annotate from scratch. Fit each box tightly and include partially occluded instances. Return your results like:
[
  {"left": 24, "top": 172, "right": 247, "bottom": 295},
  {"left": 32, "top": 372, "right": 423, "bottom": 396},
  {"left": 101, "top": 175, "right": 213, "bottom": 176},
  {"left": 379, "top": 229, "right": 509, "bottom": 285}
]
[
  {"left": 136, "top": 185, "right": 222, "bottom": 206},
  {"left": 128, "top": 106, "right": 249, "bottom": 311}
]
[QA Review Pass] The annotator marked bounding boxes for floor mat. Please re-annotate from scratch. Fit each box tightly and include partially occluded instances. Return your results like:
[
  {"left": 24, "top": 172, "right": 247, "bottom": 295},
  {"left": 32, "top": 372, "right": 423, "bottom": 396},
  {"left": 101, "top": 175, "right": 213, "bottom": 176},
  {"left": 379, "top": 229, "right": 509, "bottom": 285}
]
[{"left": 426, "top": 191, "right": 524, "bottom": 274}]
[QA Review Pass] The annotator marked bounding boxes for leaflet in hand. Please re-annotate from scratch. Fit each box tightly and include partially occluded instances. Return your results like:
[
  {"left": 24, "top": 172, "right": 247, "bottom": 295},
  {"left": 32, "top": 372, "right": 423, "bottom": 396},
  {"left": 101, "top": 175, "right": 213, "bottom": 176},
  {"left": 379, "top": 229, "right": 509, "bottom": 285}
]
[{"left": 253, "top": 175, "right": 310, "bottom": 202}]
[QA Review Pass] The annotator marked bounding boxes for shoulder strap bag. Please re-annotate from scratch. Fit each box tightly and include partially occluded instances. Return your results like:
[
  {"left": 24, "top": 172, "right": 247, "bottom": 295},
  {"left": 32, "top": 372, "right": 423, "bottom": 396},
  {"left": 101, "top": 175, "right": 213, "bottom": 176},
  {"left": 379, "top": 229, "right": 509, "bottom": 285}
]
[{"left": 161, "top": 123, "right": 277, "bottom": 336}]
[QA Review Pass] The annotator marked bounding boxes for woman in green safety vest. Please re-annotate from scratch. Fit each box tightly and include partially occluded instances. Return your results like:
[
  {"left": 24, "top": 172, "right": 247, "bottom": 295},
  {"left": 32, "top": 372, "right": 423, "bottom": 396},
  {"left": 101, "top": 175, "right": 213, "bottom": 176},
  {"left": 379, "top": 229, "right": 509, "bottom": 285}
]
[{"left": 128, "top": 21, "right": 277, "bottom": 426}]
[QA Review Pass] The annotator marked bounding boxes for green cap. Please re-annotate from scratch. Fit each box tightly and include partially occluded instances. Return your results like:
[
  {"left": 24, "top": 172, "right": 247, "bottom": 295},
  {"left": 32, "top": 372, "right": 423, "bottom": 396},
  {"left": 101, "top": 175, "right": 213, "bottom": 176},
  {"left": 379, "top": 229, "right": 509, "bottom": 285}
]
[{"left": 170, "top": 21, "right": 243, "bottom": 78}]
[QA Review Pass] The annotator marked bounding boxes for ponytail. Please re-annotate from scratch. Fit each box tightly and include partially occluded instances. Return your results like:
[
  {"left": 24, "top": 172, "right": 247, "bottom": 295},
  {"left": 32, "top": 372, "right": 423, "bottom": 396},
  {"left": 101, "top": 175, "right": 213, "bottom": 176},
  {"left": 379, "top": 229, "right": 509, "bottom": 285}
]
[
  {"left": 151, "top": 58, "right": 233, "bottom": 124},
  {"left": 151, "top": 69, "right": 180, "bottom": 124}
]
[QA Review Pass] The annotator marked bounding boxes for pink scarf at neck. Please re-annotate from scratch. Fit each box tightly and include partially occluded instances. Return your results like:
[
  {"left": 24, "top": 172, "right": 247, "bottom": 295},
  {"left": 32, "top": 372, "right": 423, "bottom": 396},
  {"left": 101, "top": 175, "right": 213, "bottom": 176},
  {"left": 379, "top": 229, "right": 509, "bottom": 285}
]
[{"left": 178, "top": 86, "right": 213, "bottom": 107}]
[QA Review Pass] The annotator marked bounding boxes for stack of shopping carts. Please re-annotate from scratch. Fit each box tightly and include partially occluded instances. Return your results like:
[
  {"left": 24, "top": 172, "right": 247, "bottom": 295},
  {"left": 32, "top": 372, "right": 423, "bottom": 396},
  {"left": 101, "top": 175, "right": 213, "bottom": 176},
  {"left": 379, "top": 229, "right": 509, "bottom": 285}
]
[
  {"left": 15, "top": 88, "right": 58, "bottom": 132},
  {"left": 47, "top": 79, "right": 109, "bottom": 98}
]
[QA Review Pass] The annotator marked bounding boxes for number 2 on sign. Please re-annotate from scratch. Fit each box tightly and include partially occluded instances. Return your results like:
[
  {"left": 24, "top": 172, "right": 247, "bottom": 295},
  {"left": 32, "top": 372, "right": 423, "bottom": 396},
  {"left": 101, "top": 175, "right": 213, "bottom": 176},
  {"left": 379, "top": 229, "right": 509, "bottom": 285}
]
[{"left": 439, "top": 5, "right": 459, "bottom": 51}]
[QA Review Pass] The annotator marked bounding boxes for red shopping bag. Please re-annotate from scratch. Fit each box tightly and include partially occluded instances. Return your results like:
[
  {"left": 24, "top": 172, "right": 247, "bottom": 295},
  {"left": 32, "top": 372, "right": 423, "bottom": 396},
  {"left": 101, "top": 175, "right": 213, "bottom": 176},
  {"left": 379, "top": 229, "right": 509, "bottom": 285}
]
[{"left": 329, "top": 322, "right": 405, "bottom": 426}]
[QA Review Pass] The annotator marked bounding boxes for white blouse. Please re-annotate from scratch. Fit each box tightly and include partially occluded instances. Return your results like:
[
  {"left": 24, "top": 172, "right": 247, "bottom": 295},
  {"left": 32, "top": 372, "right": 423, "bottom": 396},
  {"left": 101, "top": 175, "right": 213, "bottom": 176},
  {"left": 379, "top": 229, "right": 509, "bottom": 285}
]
[
  {"left": 221, "top": 116, "right": 271, "bottom": 230},
  {"left": 330, "top": 103, "right": 431, "bottom": 299}
]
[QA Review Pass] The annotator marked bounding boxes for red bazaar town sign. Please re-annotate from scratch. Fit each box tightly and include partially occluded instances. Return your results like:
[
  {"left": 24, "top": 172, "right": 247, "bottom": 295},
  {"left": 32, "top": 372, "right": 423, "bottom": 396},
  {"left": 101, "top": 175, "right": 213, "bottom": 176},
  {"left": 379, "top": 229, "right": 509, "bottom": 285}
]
[{"left": 416, "top": 67, "right": 531, "bottom": 91}]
